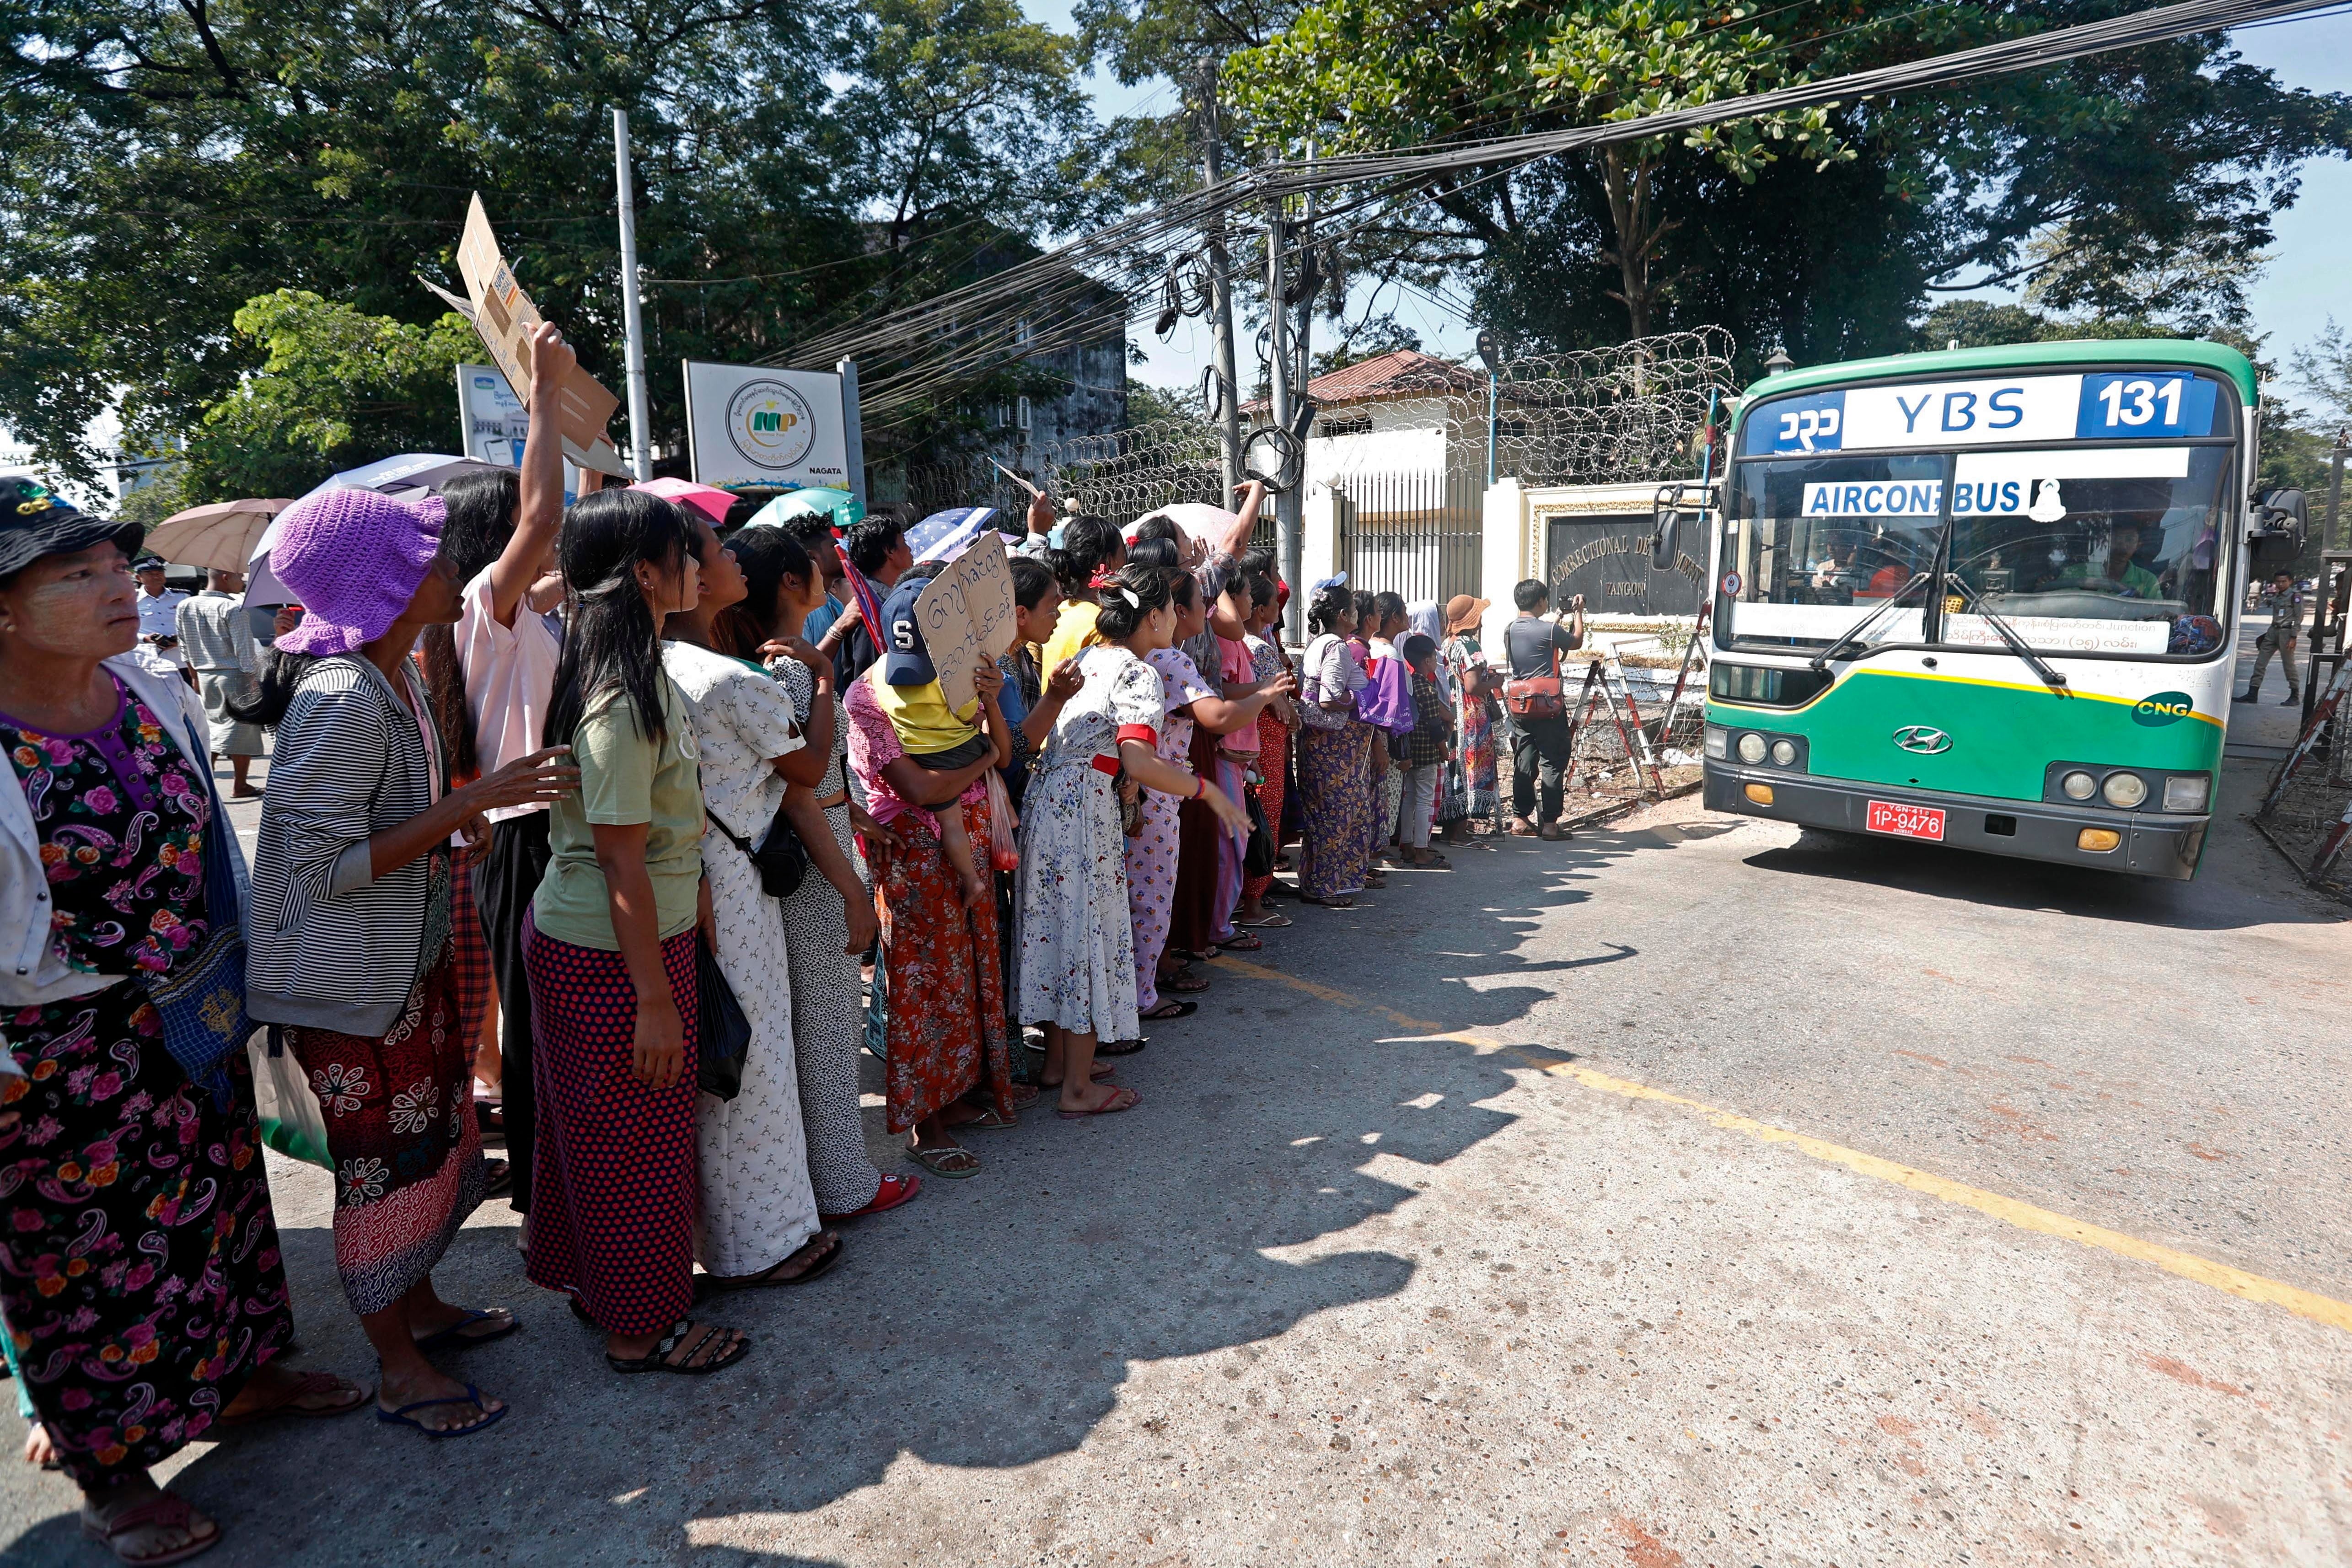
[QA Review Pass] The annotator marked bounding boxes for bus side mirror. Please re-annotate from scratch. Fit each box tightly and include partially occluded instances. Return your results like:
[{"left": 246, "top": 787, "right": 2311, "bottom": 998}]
[
  {"left": 2251, "top": 488, "right": 2308, "bottom": 568},
  {"left": 1651, "top": 502, "right": 1681, "bottom": 572}
]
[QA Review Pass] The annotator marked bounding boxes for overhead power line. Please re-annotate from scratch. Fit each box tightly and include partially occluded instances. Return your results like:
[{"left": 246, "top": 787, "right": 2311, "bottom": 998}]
[{"left": 770, "top": 0, "right": 2345, "bottom": 430}]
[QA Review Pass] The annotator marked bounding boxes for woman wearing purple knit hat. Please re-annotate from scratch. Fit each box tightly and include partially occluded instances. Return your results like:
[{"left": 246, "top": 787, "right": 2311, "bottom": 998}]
[{"left": 236, "top": 483, "right": 578, "bottom": 1439}]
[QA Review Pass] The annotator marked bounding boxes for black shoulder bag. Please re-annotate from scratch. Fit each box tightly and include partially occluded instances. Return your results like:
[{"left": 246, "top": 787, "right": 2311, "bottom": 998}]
[{"left": 705, "top": 798, "right": 809, "bottom": 899}]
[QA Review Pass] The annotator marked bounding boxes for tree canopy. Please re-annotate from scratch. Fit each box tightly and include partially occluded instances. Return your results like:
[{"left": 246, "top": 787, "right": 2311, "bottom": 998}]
[
  {"left": 1225, "top": 1, "right": 2352, "bottom": 375},
  {"left": 0, "top": 0, "right": 1108, "bottom": 490}
]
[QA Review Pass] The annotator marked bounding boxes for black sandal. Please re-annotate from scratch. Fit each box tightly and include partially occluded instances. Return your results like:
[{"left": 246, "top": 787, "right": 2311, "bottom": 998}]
[
  {"left": 606, "top": 1318, "right": 749, "bottom": 1376},
  {"left": 1139, "top": 1000, "right": 1196, "bottom": 1021},
  {"left": 1097, "top": 1036, "right": 1150, "bottom": 1055}
]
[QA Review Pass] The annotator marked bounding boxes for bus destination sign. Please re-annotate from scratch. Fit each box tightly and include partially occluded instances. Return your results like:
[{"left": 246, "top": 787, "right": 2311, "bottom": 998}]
[{"left": 1745, "top": 372, "right": 2220, "bottom": 456}]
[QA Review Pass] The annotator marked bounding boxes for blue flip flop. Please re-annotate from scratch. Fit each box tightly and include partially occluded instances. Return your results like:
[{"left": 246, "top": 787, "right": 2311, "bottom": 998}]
[
  {"left": 376, "top": 1384, "right": 506, "bottom": 1439},
  {"left": 413, "top": 1307, "right": 519, "bottom": 1353}
]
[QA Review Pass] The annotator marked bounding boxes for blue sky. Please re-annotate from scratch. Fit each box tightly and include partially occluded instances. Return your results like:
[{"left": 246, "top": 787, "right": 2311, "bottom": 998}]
[{"left": 1036, "top": 3, "right": 2352, "bottom": 410}]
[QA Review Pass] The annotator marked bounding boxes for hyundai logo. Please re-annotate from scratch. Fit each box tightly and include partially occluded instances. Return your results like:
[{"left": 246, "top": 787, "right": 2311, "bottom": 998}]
[{"left": 1893, "top": 725, "right": 1953, "bottom": 755}]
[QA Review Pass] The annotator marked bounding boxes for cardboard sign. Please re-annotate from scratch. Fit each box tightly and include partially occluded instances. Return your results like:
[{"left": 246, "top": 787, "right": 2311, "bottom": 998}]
[
  {"left": 913, "top": 529, "right": 1016, "bottom": 714},
  {"left": 454, "top": 195, "right": 629, "bottom": 476}
]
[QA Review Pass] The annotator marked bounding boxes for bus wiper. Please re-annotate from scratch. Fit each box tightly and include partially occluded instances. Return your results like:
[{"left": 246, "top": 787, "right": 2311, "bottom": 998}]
[
  {"left": 1947, "top": 577, "right": 2071, "bottom": 696},
  {"left": 1809, "top": 572, "right": 1930, "bottom": 673}
]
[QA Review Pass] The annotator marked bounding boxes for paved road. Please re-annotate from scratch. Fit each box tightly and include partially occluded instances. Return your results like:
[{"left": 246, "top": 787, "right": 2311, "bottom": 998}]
[{"left": 5, "top": 682, "right": 2347, "bottom": 1567}]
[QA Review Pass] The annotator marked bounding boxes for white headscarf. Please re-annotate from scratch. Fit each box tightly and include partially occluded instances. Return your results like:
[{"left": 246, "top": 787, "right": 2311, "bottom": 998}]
[{"left": 1405, "top": 600, "right": 1452, "bottom": 701}]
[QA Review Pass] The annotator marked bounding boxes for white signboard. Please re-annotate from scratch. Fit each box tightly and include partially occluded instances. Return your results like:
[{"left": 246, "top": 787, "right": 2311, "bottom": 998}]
[
  {"left": 913, "top": 530, "right": 1017, "bottom": 714},
  {"left": 683, "top": 361, "right": 850, "bottom": 490},
  {"left": 454, "top": 364, "right": 584, "bottom": 494},
  {"left": 456, "top": 364, "right": 529, "bottom": 465}
]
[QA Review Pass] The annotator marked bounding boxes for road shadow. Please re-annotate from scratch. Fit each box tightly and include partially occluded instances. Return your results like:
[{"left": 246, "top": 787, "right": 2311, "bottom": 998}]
[
  {"left": 2, "top": 961, "right": 1574, "bottom": 1565},
  {"left": 0, "top": 817, "right": 1721, "bottom": 1567}
]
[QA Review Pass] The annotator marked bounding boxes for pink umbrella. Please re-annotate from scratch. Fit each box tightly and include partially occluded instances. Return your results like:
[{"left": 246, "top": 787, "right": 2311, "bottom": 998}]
[{"left": 632, "top": 477, "right": 738, "bottom": 525}]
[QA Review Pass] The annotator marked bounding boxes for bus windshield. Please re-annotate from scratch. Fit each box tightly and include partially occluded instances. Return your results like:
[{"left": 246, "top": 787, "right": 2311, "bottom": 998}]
[{"left": 1722, "top": 444, "right": 2231, "bottom": 659}]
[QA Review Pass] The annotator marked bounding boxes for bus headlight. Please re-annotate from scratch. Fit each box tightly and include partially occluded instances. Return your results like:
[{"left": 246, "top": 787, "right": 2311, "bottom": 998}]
[
  {"left": 1736, "top": 732, "right": 1768, "bottom": 764},
  {"left": 2060, "top": 770, "right": 2097, "bottom": 801},
  {"left": 1769, "top": 739, "right": 1798, "bottom": 767},
  {"left": 2101, "top": 772, "right": 2148, "bottom": 809},
  {"left": 1704, "top": 725, "right": 1728, "bottom": 760},
  {"left": 2162, "top": 774, "right": 2209, "bottom": 812}
]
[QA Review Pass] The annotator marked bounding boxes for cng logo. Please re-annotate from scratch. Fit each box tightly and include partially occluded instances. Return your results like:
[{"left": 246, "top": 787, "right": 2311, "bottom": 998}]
[
  {"left": 724, "top": 379, "right": 819, "bottom": 471},
  {"left": 2133, "top": 691, "right": 2195, "bottom": 726},
  {"left": 1892, "top": 725, "right": 1952, "bottom": 755}
]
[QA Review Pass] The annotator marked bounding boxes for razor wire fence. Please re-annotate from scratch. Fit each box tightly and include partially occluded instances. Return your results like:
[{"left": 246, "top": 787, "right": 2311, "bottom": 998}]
[{"left": 884, "top": 329, "right": 1734, "bottom": 533}]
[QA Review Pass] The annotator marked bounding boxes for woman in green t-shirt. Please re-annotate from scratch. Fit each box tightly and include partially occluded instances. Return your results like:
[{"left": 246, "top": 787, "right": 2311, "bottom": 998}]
[{"left": 522, "top": 487, "right": 751, "bottom": 1377}]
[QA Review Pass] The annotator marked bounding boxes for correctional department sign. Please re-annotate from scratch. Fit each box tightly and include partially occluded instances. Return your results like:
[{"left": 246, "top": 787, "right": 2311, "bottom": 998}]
[{"left": 683, "top": 360, "right": 850, "bottom": 490}]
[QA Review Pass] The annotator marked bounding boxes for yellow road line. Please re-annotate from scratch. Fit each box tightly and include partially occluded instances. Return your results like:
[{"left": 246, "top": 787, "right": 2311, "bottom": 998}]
[{"left": 1211, "top": 954, "right": 2352, "bottom": 1337}]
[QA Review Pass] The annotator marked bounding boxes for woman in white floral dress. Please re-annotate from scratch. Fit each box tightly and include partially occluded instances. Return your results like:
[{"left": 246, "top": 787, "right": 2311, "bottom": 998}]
[
  {"left": 1016, "top": 565, "right": 1252, "bottom": 1115},
  {"left": 712, "top": 527, "right": 915, "bottom": 1223},
  {"left": 661, "top": 518, "right": 843, "bottom": 1285}
]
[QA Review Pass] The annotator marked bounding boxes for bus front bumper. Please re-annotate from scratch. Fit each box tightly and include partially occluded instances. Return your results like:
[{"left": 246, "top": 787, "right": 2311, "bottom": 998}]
[{"left": 1702, "top": 764, "right": 2207, "bottom": 880}]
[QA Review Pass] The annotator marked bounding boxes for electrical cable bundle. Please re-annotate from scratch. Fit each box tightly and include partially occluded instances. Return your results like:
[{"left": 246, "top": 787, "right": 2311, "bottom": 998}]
[{"left": 771, "top": 0, "right": 2342, "bottom": 435}]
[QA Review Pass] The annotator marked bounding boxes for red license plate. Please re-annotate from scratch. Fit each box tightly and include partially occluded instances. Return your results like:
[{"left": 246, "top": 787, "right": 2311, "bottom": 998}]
[{"left": 1866, "top": 800, "right": 1946, "bottom": 841}]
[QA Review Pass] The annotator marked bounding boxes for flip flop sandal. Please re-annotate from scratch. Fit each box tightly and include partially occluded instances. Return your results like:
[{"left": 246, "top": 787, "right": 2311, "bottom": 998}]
[
  {"left": 1097, "top": 1036, "right": 1150, "bottom": 1056},
  {"left": 961, "top": 1106, "right": 1020, "bottom": 1130},
  {"left": 908, "top": 1145, "right": 981, "bottom": 1179},
  {"left": 1233, "top": 912, "right": 1293, "bottom": 928},
  {"left": 607, "top": 1320, "right": 750, "bottom": 1376},
  {"left": 822, "top": 1171, "right": 921, "bottom": 1224},
  {"left": 413, "top": 1307, "right": 520, "bottom": 1353},
  {"left": 377, "top": 1382, "right": 507, "bottom": 1438},
  {"left": 1003, "top": 1083, "right": 1042, "bottom": 1109},
  {"left": 707, "top": 1233, "right": 845, "bottom": 1291},
  {"left": 1161, "top": 970, "right": 1211, "bottom": 993},
  {"left": 483, "top": 1157, "right": 513, "bottom": 1197},
  {"left": 215, "top": 1369, "right": 369, "bottom": 1427},
  {"left": 1140, "top": 999, "right": 1197, "bottom": 1020},
  {"left": 1214, "top": 933, "right": 1264, "bottom": 951},
  {"left": 1057, "top": 1086, "right": 1142, "bottom": 1120},
  {"left": 80, "top": 1489, "right": 220, "bottom": 1566}
]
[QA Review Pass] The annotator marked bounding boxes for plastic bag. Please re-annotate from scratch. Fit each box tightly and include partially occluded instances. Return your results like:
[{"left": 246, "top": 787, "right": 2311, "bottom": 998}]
[
  {"left": 983, "top": 768, "right": 1021, "bottom": 871},
  {"left": 248, "top": 1027, "right": 333, "bottom": 1171}
]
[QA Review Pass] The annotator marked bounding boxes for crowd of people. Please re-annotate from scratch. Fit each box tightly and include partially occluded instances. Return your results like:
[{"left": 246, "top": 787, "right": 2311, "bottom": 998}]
[{"left": 0, "top": 322, "right": 1590, "bottom": 1565}]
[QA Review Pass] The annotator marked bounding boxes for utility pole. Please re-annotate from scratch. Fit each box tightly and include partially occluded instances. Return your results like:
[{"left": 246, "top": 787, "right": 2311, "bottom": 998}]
[
  {"left": 612, "top": 109, "right": 654, "bottom": 482},
  {"left": 1266, "top": 202, "right": 1297, "bottom": 639},
  {"left": 1198, "top": 62, "right": 1242, "bottom": 498},
  {"left": 2328, "top": 427, "right": 2347, "bottom": 551},
  {"left": 1286, "top": 146, "right": 1316, "bottom": 642}
]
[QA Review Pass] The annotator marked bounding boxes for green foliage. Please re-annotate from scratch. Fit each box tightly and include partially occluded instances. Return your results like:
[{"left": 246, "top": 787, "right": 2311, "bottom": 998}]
[
  {"left": 0, "top": 0, "right": 1102, "bottom": 484},
  {"left": 1223, "top": 1, "right": 2352, "bottom": 368},
  {"left": 180, "top": 292, "right": 477, "bottom": 499},
  {"left": 1126, "top": 378, "right": 1209, "bottom": 427},
  {"left": 2291, "top": 319, "right": 2352, "bottom": 425}
]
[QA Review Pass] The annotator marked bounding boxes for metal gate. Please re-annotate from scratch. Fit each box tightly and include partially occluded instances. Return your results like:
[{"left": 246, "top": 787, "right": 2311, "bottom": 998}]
[{"left": 1333, "top": 471, "right": 1484, "bottom": 606}]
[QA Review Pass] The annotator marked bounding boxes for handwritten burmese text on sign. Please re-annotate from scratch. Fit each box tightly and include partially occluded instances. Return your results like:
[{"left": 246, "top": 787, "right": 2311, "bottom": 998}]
[{"left": 914, "top": 530, "right": 1016, "bottom": 713}]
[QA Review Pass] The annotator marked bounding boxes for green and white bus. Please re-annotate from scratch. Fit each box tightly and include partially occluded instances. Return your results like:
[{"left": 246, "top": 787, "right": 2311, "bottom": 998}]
[{"left": 1680, "top": 339, "right": 2304, "bottom": 880}]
